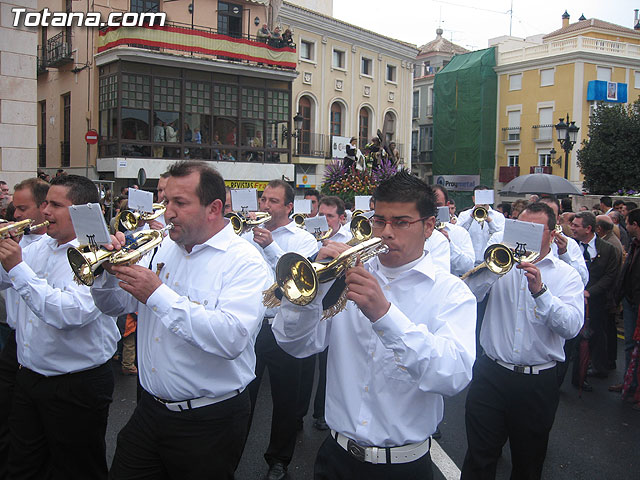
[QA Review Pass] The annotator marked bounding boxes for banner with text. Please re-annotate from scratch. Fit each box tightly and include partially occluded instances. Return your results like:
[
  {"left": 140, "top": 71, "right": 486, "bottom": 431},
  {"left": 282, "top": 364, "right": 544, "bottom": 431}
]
[{"left": 435, "top": 175, "right": 480, "bottom": 192}]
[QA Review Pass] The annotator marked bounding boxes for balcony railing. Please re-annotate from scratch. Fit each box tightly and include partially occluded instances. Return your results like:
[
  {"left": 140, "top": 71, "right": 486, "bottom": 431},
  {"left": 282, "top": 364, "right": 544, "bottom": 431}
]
[
  {"left": 530, "top": 165, "right": 552, "bottom": 174},
  {"left": 38, "top": 144, "right": 46, "bottom": 168},
  {"left": 501, "top": 126, "right": 521, "bottom": 143},
  {"left": 499, "top": 166, "right": 520, "bottom": 183},
  {"left": 426, "top": 105, "right": 433, "bottom": 117},
  {"left": 532, "top": 124, "right": 554, "bottom": 142},
  {"left": 46, "top": 31, "right": 73, "bottom": 68},
  {"left": 60, "top": 141, "right": 70, "bottom": 167},
  {"left": 37, "top": 45, "right": 48, "bottom": 74},
  {"left": 296, "top": 133, "right": 328, "bottom": 158},
  {"left": 98, "top": 22, "right": 297, "bottom": 70}
]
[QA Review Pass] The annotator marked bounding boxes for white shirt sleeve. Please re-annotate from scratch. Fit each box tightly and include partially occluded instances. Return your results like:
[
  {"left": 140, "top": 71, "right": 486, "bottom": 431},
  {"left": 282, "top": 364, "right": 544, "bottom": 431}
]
[
  {"left": 425, "top": 230, "right": 450, "bottom": 272},
  {"left": 448, "top": 226, "right": 475, "bottom": 276}
]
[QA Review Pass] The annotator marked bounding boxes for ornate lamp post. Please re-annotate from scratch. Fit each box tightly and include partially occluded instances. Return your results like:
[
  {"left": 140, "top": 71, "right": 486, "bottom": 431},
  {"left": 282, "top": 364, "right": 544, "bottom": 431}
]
[{"left": 554, "top": 114, "right": 580, "bottom": 179}]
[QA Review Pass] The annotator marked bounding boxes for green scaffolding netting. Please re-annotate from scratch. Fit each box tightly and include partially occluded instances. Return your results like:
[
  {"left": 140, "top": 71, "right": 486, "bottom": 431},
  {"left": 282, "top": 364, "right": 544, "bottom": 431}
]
[{"left": 433, "top": 48, "right": 497, "bottom": 209}]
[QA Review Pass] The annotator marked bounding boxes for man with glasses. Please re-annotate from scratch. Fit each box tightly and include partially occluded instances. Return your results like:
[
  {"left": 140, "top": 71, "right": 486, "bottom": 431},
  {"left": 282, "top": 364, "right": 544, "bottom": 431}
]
[
  {"left": 461, "top": 202, "right": 584, "bottom": 480},
  {"left": 273, "top": 171, "right": 476, "bottom": 479}
]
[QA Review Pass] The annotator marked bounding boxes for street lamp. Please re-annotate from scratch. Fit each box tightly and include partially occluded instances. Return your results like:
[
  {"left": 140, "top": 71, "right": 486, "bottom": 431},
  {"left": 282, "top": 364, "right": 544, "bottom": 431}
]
[
  {"left": 554, "top": 113, "right": 580, "bottom": 179},
  {"left": 282, "top": 112, "right": 304, "bottom": 155},
  {"left": 549, "top": 147, "right": 560, "bottom": 166}
]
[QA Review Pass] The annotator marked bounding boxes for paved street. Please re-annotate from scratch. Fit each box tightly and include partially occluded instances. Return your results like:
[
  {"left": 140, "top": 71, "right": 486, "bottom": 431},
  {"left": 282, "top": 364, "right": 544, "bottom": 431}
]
[{"left": 107, "top": 338, "right": 640, "bottom": 479}]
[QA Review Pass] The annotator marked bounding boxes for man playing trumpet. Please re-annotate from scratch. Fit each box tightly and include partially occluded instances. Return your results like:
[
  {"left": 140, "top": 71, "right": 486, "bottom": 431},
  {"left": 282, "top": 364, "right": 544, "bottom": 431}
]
[{"left": 273, "top": 172, "right": 477, "bottom": 479}]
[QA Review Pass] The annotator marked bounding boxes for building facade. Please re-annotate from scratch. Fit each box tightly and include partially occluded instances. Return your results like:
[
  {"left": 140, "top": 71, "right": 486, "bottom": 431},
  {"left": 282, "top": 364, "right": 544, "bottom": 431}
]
[{"left": 493, "top": 11, "right": 640, "bottom": 191}]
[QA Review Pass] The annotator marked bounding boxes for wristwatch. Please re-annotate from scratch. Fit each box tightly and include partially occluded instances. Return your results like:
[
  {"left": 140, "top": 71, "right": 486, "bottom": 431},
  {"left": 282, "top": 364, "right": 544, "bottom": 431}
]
[{"left": 531, "top": 283, "right": 547, "bottom": 299}]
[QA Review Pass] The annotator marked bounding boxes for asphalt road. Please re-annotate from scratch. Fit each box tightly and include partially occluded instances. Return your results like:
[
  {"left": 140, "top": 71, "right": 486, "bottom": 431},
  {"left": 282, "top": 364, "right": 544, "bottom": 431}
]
[{"left": 106, "top": 338, "right": 640, "bottom": 479}]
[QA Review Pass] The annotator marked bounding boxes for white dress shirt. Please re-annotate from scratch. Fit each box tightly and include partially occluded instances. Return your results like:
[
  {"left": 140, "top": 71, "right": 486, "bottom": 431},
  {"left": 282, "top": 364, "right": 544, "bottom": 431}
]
[
  {"left": 273, "top": 254, "right": 476, "bottom": 447},
  {"left": 458, "top": 207, "right": 505, "bottom": 265},
  {"left": 464, "top": 251, "right": 584, "bottom": 365},
  {"left": 0, "top": 235, "right": 120, "bottom": 376},
  {"left": 92, "top": 221, "right": 272, "bottom": 401},
  {"left": 579, "top": 234, "right": 597, "bottom": 261},
  {"left": 6, "top": 233, "right": 45, "bottom": 329},
  {"left": 321, "top": 225, "right": 352, "bottom": 249},
  {"left": 488, "top": 231, "right": 589, "bottom": 287},
  {"left": 424, "top": 229, "right": 451, "bottom": 272},
  {"left": 442, "top": 222, "right": 475, "bottom": 277}
]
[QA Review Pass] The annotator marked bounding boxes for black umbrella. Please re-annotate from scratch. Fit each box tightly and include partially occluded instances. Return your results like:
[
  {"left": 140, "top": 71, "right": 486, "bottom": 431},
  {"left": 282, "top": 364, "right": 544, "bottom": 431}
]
[{"left": 501, "top": 173, "right": 583, "bottom": 196}]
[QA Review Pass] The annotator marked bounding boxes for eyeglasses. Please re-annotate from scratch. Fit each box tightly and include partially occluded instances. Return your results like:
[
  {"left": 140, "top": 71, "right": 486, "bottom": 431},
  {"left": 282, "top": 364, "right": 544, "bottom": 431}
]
[{"left": 370, "top": 216, "right": 430, "bottom": 230}]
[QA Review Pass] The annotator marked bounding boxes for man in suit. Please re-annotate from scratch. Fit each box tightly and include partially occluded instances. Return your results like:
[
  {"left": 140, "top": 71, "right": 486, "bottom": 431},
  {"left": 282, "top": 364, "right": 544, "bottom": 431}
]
[{"left": 570, "top": 211, "right": 619, "bottom": 388}]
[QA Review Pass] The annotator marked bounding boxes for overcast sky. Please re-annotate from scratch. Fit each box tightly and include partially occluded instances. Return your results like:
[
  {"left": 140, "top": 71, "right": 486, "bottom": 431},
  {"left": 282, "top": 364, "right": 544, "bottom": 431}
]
[{"left": 332, "top": 0, "right": 639, "bottom": 51}]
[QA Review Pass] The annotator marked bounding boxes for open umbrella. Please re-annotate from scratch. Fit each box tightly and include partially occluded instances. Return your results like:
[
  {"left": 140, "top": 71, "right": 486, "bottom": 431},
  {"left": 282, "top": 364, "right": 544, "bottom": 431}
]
[{"left": 501, "top": 173, "right": 583, "bottom": 196}]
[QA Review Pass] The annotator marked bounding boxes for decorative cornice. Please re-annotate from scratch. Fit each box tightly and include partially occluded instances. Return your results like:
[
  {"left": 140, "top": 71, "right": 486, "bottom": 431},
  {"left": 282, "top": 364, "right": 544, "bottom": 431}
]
[{"left": 494, "top": 50, "right": 640, "bottom": 74}]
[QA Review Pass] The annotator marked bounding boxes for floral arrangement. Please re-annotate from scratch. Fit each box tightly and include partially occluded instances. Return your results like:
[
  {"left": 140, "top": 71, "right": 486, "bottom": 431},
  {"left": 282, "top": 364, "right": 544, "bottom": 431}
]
[
  {"left": 320, "top": 158, "right": 398, "bottom": 205},
  {"left": 616, "top": 189, "right": 640, "bottom": 197}
]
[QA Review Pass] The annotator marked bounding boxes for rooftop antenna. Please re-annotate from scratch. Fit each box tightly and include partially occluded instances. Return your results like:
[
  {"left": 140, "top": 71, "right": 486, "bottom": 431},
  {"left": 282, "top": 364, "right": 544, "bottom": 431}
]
[{"left": 509, "top": 0, "right": 513, "bottom": 36}]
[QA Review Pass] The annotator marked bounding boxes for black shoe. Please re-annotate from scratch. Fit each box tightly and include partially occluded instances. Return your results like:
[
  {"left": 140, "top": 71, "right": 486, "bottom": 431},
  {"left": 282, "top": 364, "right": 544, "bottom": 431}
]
[
  {"left": 432, "top": 427, "right": 442, "bottom": 440},
  {"left": 264, "top": 462, "right": 287, "bottom": 480},
  {"left": 313, "top": 417, "right": 329, "bottom": 431}
]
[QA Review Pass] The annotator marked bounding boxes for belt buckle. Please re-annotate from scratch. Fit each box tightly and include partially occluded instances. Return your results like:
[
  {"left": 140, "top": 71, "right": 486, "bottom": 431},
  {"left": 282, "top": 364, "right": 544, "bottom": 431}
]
[
  {"left": 514, "top": 365, "right": 526, "bottom": 374},
  {"left": 346, "top": 439, "right": 366, "bottom": 462}
]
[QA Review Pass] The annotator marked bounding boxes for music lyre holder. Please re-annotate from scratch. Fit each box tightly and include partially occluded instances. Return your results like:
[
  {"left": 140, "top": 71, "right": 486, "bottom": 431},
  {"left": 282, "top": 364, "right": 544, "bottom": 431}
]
[
  {"left": 514, "top": 242, "right": 527, "bottom": 260},
  {"left": 87, "top": 234, "right": 98, "bottom": 255}
]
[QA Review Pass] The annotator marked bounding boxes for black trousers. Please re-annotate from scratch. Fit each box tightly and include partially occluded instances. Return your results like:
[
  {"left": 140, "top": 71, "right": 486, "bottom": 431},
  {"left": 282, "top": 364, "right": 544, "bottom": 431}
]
[
  {"left": 606, "top": 309, "right": 618, "bottom": 369},
  {"left": 248, "top": 321, "right": 302, "bottom": 467},
  {"left": 8, "top": 361, "right": 114, "bottom": 480},
  {"left": 110, "top": 389, "right": 250, "bottom": 480},
  {"left": 461, "top": 355, "right": 559, "bottom": 480},
  {"left": 295, "top": 347, "right": 328, "bottom": 422},
  {"left": 313, "top": 348, "right": 328, "bottom": 419},
  {"left": 314, "top": 434, "right": 434, "bottom": 480},
  {"left": 0, "top": 330, "right": 18, "bottom": 480}
]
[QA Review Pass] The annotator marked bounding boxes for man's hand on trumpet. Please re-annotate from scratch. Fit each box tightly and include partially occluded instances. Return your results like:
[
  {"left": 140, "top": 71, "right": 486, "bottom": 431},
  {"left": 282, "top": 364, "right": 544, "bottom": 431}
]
[{"left": 345, "top": 256, "right": 390, "bottom": 323}]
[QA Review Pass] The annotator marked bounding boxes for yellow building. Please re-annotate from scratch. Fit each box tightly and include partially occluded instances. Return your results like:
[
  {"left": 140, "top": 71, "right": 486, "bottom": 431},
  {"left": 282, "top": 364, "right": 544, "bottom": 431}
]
[{"left": 493, "top": 11, "right": 640, "bottom": 189}]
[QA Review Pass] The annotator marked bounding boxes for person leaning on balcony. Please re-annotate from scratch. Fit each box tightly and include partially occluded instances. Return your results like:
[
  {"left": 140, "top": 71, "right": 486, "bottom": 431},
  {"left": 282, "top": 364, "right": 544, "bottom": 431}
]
[
  {"left": 282, "top": 29, "right": 293, "bottom": 47},
  {"left": 268, "top": 26, "right": 282, "bottom": 48},
  {"left": 153, "top": 120, "right": 165, "bottom": 158},
  {"left": 256, "top": 24, "right": 270, "bottom": 43}
]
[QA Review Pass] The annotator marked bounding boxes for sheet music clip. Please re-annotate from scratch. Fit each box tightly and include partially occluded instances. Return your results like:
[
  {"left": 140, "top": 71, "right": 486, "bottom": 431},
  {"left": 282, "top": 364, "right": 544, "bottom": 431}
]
[
  {"left": 514, "top": 241, "right": 527, "bottom": 260},
  {"left": 87, "top": 234, "right": 98, "bottom": 254},
  {"left": 240, "top": 206, "right": 249, "bottom": 216},
  {"left": 314, "top": 227, "right": 321, "bottom": 235}
]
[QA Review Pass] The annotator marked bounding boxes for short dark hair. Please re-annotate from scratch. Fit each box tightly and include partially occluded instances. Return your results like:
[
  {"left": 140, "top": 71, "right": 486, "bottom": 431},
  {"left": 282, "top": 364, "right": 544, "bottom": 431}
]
[
  {"left": 522, "top": 201, "right": 556, "bottom": 230},
  {"left": 613, "top": 199, "right": 625, "bottom": 208},
  {"left": 372, "top": 171, "right": 436, "bottom": 218},
  {"left": 319, "top": 195, "right": 345, "bottom": 216},
  {"left": 596, "top": 217, "right": 614, "bottom": 233},
  {"left": 497, "top": 202, "right": 511, "bottom": 217},
  {"left": 600, "top": 196, "right": 612, "bottom": 208},
  {"left": 304, "top": 188, "right": 321, "bottom": 202},
  {"left": 561, "top": 197, "right": 573, "bottom": 212},
  {"left": 431, "top": 184, "right": 449, "bottom": 203},
  {"left": 0, "top": 181, "right": 7, "bottom": 186},
  {"left": 14, "top": 178, "right": 50, "bottom": 206},
  {"left": 626, "top": 202, "right": 638, "bottom": 211},
  {"left": 159, "top": 171, "right": 170, "bottom": 179},
  {"left": 167, "top": 161, "right": 225, "bottom": 206},
  {"left": 627, "top": 208, "right": 640, "bottom": 227},
  {"left": 538, "top": 196, "right": 560, "bottom": 214},
  {"left": 574, "top": 211, "right": 596, "bottom": 232},
  {"left": 473, "top": 184, "right": 489, "bottom": 193},
  {"left": 49, "top": 174, "right": 99, "bottom": 205},
  {"left": 266, "top": 179, "right": 294, "bottom": 205}
]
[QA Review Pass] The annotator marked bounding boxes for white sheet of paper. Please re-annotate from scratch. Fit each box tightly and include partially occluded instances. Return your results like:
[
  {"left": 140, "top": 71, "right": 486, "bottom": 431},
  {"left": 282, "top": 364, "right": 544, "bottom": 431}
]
[
  {"left": 305, "top": 215, "right": 329, "bottom": 236},
  {"left": 69, "top": 203, "right": 111, "bottom": 245},
  {"left": 474, "top": 190, "right": 495, "bottom": 205},
  {"left": 503, "top": 219, "right": 543, "bottom": 254},
  {"left": 355, "top": 195, "right": 372, "bottom": 211},
  {"left": 127, "top": 189, "right": 154, "bottom": 213},
  {"left": 437, "top": 206, "right": 450, "bottom": 224},
  {"left": 294, "top": 199, "right": 311, "bottom": 214},
  {"left": 231, "top": 189, "right": 258, "bottom": 212}
]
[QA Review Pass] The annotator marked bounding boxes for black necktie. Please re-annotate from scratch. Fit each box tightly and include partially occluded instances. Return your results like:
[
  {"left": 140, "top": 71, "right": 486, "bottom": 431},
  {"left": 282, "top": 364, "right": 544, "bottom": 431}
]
[{"left": 582, "top": 242, "right": 591, "bottom": 263}]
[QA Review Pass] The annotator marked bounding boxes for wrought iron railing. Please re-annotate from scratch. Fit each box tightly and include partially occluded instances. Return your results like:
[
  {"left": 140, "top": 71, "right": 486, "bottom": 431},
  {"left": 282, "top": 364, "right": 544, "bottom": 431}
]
[{"left": 46, "top": 31, "right": 73, "bottom": 67}]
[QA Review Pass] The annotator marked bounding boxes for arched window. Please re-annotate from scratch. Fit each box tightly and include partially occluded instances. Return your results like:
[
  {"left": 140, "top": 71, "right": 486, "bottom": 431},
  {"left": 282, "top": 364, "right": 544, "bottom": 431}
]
[
  {"left": 330, "top": 102, "right": 342, "bottom": 137},
  {"left": 358, "top": 107, "right": 369, "bottom": 149},
  {"left": 383, "top": 111, "right": 396, "bottom": 144},
  {"left": 298, "top": 96, "right": 311, "bottom": 155}
]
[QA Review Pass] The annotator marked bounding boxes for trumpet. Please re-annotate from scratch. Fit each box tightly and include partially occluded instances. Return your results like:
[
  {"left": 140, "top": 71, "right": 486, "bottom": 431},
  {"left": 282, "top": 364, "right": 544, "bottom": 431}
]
[
  {"left": 263, "top": 238, "right": 389, "bottom": 318},
  {"left": 67, "top": 223, "right": 173, "bottom": 286},
  {"left": 460, "top": 243, "right": 539, "bottom": 280},
  {"left": 312, "top": 227, "right": 333, "bottom": 241},
  {"left": 347, "top": 214, "right": 373, "bottom": 245},
  {"left": 351, "top": 209, "right": 365, "bottom": 218},
  {"left": 225, "top": 212, "right": 271, "bottom": 235},
  {"left": 0, "top": 219, "right": 50, "bottom": 239},
  {"left": 472, "top": 206, "right": 488, "bottom": 224},
  {"left": 292, "top": 213, "right": 307, "bottom": 228},
  {"left": 115, "top": 203, "right": 166, "bottom": 233},
  {"left": 554, "top": 224, "right": 563, "bottom": 234}
]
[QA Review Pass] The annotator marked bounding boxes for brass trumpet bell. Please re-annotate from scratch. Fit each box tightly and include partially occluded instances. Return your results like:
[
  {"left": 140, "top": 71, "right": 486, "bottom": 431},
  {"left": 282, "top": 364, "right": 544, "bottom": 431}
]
[
  {"left": 472, "top": 206, "right": 488, "bottom": 223},
  {"left": 460, "top": 243, "right": 538, "bottom": 280},
  {"left": 348, "top": 215, "right": 373, "bottom": 245},
  {"left": 292, "top": 213, "right": 307, "bottom": 228},
  {"left": 68, "top": 224, "right": 172, "bottom": 286},
  {"left": 225, "top": 212, "right": 272, "bottom": 235},
  {"left": 115, "top": 203, "right": 166, "bottom": 232}
]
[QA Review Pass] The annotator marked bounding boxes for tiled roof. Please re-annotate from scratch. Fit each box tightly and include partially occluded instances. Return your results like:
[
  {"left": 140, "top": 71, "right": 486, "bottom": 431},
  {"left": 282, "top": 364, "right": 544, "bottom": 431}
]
[
  {"left": 544, "top": 18, "right": 640, "bottom": 39},
  {"left": 418, "top": 29, "right": 469, "bottom": 56}
]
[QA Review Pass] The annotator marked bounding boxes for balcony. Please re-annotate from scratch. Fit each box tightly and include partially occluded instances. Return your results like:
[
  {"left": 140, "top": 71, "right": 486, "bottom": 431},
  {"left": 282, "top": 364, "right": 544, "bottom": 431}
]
[
  {"left": 501, "top": 127, "right": 521, "bottom": 144},
  {"left": 296, "top": 133, "right": 328, "bottom": 158},
  {"left": 60, "top": 141, "right": 70, "bottom": 167},
  {"left": 426, "top": 105, "right": 433, "bottom": 117},
  {"left": 98, "top": 22, "right": 297, "bottom": 70},
  {"left": 530, "top": 165, "right": 552, "bottom": 174},
  {"left": 46, "top": 31, "right": 73, "bottom": 68},
  {"left": 499, "top": 166, "right": 520, "bottom": 183},
  {"left": 532, "top": 124, "right": 554, "bottom": 143},
  {"left": 37, "top": 45, "right": 48, "bottom": 75}
]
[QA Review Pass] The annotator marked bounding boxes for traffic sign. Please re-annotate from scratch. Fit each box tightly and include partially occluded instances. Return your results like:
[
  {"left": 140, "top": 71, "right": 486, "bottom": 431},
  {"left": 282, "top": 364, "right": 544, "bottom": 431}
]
[{"left": 85, "top": 129, "right": 98, "bottom": 144}]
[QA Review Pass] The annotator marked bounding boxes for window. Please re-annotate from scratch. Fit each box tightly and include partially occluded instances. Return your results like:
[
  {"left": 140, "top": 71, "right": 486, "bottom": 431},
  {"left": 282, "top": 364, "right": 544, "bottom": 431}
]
[
  {"left": 300, "top": 40, "right": 314, "bottom": 61},
  {"left": 332, "top": 49, "right": 345, "bottom": 69},
  {"left": 509, "top": 73, "right": 522, "bottom": 90},
  {"left": 297, "top": 96, "right": 312, "bottom": 155},
  {"left": 412, "top": 91, "right": 419, "bottom": 118},
  {"left": 507, "top": 110, "right": 521, "bottom": 141},
  {"left": 411, "top": 130, "right": 419, "bottom": 154},
  {"left": 596, "top": 66, "right": 612, "bottom": 82},
  {"left": 386, "top": 64, "right": 397, "bottom": 83},
  {"left": 507, "top": 151, "right": 519, "bottom": 167},
  {"left": 540, "top": 68, "right": 554, "bottom": 86},
  {"left": 61, "top": 93, "right": 70, "bottom": 167},
  {"left": 383, "top": 111, "right": 395, "bottom": 144},
  {"left": 330, "top": 102, "right": 342, "bottom": 136},
  {"left": 538, "top": 151, "right": 552, "bottom": 167},
  {"left": 358, "top": 107, "right": 369, "bottom": 149},
  {"left": 218, "top": 2, "right": 243, "bottom": 39},
  {"left": 361, "top": 57, "right": 372, "bottom": 76},
  {"left": 39, "top": 101, "right": 46, "bottom": 167},
  {"left": 635, "top": 71, "right": 640, "bottom": 89},
  {"left": 538, "top": 107, "right": 553, "bottom": 140},
  {"left": 420, "top": 125, "right": 433, "bottom": 152},
  {"left": 130, "top": 0, "right": 159, "bottom": 12}
]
